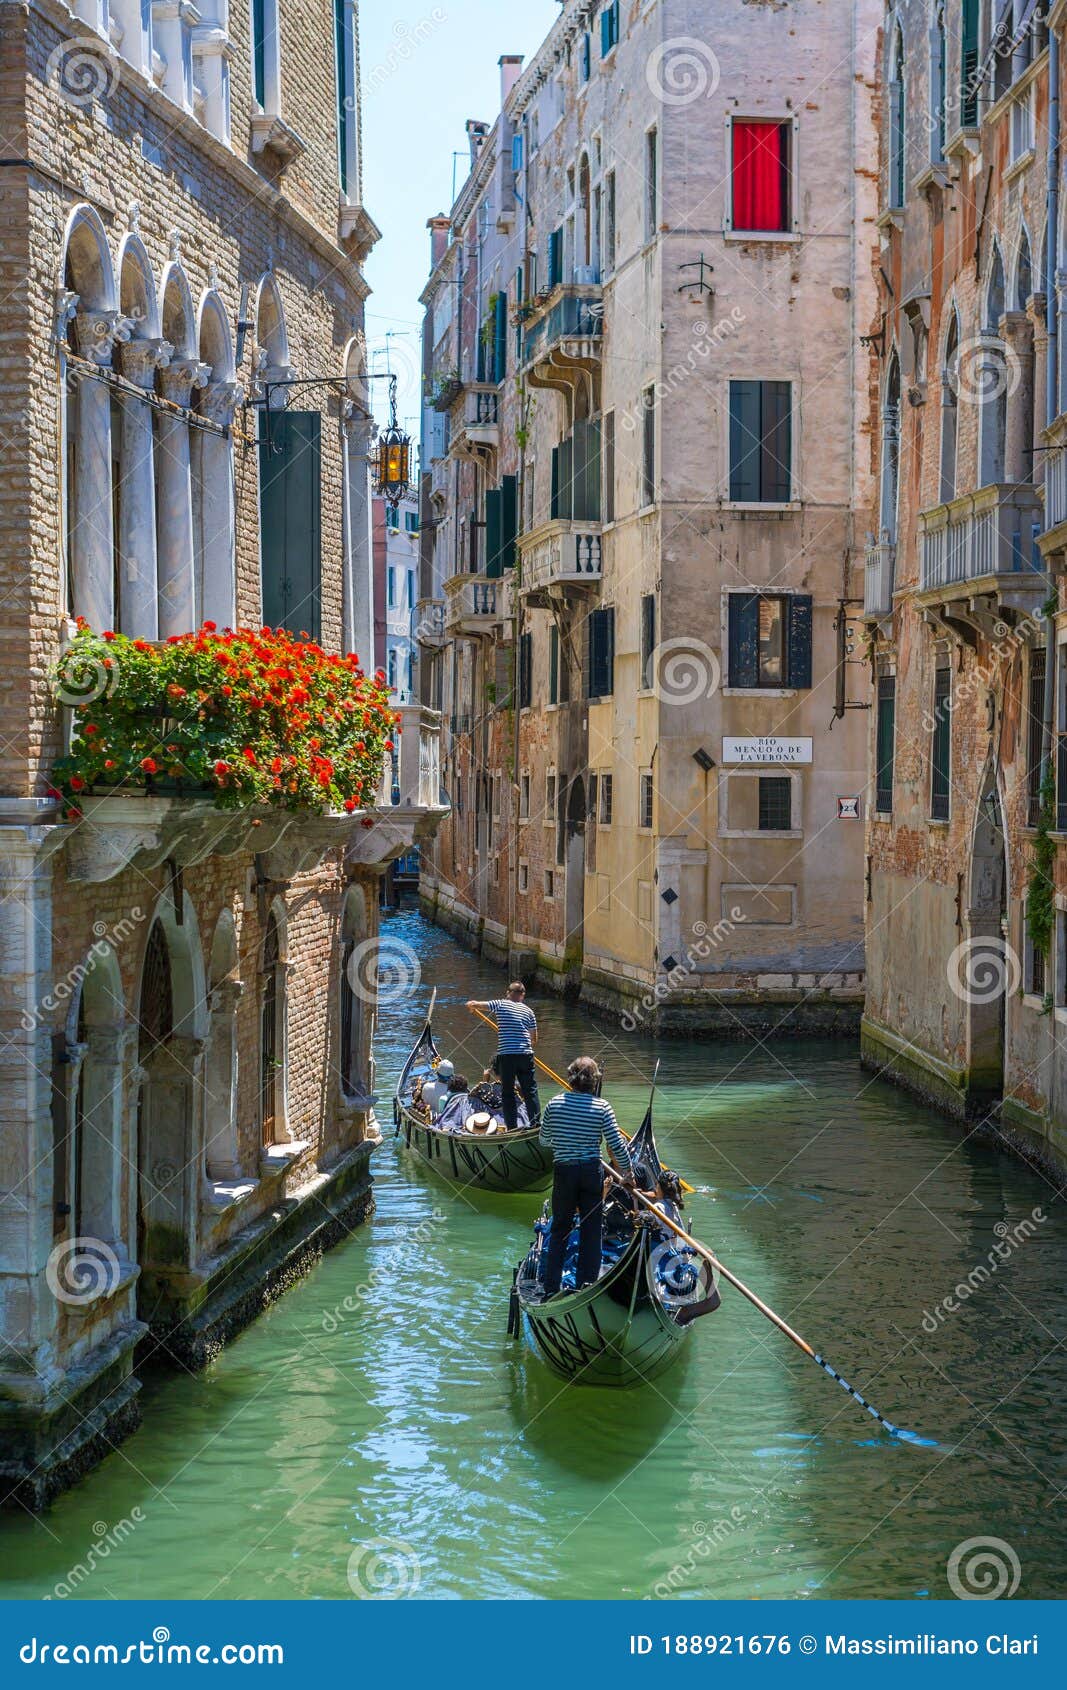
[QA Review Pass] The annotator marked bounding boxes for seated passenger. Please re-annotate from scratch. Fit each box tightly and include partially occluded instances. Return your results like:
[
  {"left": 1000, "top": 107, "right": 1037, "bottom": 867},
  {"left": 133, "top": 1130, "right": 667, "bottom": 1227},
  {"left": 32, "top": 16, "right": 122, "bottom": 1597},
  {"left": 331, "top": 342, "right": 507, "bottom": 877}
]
[{"left": 436, "top": 1073, "right": 471, "bottom": 1130}]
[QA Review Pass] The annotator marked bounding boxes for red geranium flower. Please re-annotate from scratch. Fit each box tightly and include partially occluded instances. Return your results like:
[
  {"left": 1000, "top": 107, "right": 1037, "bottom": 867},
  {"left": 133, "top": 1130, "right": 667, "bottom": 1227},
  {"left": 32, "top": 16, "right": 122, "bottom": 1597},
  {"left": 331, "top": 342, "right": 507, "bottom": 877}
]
[{"left": 140, "top": 758, "right": 159, "bottom": 774}]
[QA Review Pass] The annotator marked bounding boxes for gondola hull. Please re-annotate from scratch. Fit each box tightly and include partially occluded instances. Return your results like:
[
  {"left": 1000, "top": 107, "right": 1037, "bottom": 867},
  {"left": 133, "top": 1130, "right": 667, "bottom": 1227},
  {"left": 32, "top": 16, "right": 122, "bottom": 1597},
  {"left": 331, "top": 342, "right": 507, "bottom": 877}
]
[
  {"left": 398, "top": 1102, "right": 554, "bottom": 1194},
  {"left": 516, "top": 1228, "right": 690, "bottom": 1387}
]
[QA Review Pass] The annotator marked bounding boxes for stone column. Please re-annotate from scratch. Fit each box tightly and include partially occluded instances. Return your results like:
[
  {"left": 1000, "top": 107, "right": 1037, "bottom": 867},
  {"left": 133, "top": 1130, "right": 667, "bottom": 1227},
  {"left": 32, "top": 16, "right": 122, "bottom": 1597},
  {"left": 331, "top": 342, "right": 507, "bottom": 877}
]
[
  {"left": 204, "top": 978, "right": 243, "bottom": 1182},
  {"left": 1027, "top": 293, "right": 1049, "bottom": 478},
  {"left": 193, "top": 381, "right": 242, "bottom": 631},
  {"left": 1056, "top": 271, "right": 1067, "bottom": 418},
  {"left": 77, "top": 1023, "right": 137, "bottom": 1250},
  {"left": 115, "top": 338, "right": 171, "bottom": 639},
  {"left": 999, "top": 311, "right": 1034, "bottom": 486},
  {"left": 156, "top": 358, "right": 210, "bottom": 637},
  {"left": 69, "top": 310, "right": 133, "bottom": 631}
]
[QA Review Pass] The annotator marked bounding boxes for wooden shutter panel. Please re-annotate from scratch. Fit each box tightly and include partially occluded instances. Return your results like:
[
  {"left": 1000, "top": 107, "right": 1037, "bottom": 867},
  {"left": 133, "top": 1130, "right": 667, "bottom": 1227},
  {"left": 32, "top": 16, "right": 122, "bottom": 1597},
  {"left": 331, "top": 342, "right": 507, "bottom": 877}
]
[
  {"left": 762, "top": 381, "right": 792, "bottom": 502},
  {"left": 549, "top": 623, "right": 559, "bottom": 704},
  {"left": 259, "top": 412, "right": 322, "bottom": 638},
  {"left": 557, "top": 434, "right": 574, "bottom": 520},
  {"left": 729, "top": 381, "right": 761, "bottom": 502},
  {"left": 603, "top": 605, "right": 615, "bottom": 695},
  {"left": 548, "top": 228, "right": 562, "bottom": 287},
  {"left": 494, "top": 290, "right": 508, "bottom": 383},
  {"left": 485, "top": 488, "right": 504, "bottom": 578},
  {"left": 500, "top": 474, "right": 518, "bottom": 569},
  {"left": 787, "top": 594, "right": 813, "bottom": 688},
  {"left": 728, "top": 593, "right": 759, "bottom": 687},
  {"left": 601, "top": 7, "right": 611, "bottom": 55},
  {"left": 551, "top": 445, "right": 561, "bottom": 519},
  {"left": 587, "top": 606, "right": 614, "bottom": 698}
]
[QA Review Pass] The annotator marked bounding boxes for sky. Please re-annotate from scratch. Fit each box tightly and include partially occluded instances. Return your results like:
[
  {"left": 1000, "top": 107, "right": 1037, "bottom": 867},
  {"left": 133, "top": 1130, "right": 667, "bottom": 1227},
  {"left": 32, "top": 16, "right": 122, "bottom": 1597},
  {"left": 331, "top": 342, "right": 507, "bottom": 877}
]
[{"left": 359, "top": 0, "right": 560, "bottom": 436}]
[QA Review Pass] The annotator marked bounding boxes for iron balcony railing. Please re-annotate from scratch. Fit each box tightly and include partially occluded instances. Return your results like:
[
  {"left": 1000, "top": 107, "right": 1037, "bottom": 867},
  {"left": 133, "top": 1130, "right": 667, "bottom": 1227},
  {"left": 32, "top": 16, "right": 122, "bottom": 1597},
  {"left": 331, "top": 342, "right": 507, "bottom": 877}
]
[{"left": 522, "top": 289, "right": 603, "bottom": 369}]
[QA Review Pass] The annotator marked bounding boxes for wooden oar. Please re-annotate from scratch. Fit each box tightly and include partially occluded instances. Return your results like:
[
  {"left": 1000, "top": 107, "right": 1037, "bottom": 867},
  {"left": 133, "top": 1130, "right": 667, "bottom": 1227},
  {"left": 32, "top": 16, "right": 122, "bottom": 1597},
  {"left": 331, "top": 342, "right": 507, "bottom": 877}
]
[
  {"left": 470, "top": 1006, "right": 694, "bottom": 1193},
  {"left": 622, "top": 1180, "right": 917, "bottom": 1440}
]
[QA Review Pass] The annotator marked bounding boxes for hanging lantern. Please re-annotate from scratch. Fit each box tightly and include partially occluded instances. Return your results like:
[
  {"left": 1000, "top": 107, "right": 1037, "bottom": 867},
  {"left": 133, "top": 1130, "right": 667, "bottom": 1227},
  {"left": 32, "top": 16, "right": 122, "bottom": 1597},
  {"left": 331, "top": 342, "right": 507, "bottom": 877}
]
[{"left": 373, "top": 376, "right": 412, "bottom": 502}]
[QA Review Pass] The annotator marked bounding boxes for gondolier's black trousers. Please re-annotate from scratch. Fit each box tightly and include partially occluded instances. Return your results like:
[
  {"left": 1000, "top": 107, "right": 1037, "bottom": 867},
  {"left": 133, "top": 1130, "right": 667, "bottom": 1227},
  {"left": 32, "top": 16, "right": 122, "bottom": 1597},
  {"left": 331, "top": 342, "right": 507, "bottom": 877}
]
[
  {"left": 498, "top": 1052, "right": 540, "bottom": 1130},
  {"left": 543, "top": 1160, "right": 603, "bottom": 1295}
]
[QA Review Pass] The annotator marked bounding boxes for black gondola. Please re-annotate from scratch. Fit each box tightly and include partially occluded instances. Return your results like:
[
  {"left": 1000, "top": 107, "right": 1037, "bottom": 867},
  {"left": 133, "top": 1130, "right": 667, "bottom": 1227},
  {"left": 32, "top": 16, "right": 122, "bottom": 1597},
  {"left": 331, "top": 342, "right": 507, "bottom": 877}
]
[
  {"left": 393, "top": 990, "right": 554, "bottom": 1194},
  {"left": 511, "top": 1095, "right": 720, "bottom": 1386}
]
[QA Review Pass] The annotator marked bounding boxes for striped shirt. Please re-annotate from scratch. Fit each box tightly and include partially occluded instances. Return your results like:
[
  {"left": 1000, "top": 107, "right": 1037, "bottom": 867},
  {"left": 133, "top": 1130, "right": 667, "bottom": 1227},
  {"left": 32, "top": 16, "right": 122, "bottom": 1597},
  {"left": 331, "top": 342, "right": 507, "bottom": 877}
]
[
  {"left": 488, "top": 998, "right": 537, "bottom": 1054},
  {"left": 539, "top": 1091, "right": 633, "bottom": 1172}
]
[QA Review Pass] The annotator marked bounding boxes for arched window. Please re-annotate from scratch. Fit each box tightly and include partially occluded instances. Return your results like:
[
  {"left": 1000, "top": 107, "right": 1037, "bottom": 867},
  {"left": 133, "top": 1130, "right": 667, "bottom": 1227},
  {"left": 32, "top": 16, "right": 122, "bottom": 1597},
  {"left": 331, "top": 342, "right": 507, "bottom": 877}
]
[
  {"left": 115, "top": 233, "right": 165, "bottom": 640},
  {"left": 339, "top": 890, "right": 371, "bottom": 1102},
  {"left": 1016, "top": 229, "right": 1033, "bottom": 311},
  {"left": 61, "top": 206, "right": 119, "bottom": 631},
  {"left": 259, "top": 907, "right": 288, "bottom": 1146},
  {"left": 195, "top": 291, "right": 239, "bottom": 629},
  {"left": 205, "top": 913, "right": 241, "bottom": 1181},
  {"left": 940, "top": 311, "right": 961, "bottom": 503},
  {"left": 880, "top": 354, "right": 902, "bottom": 542},
  {"left": 157, "top": 262, "right": 208, "bottom": 636},
  {"left": 889, "top": 24, "right": 906, "bottom": 210},
  {"left": 979, "top": 247, "right": 1007, "bottom": 487}
]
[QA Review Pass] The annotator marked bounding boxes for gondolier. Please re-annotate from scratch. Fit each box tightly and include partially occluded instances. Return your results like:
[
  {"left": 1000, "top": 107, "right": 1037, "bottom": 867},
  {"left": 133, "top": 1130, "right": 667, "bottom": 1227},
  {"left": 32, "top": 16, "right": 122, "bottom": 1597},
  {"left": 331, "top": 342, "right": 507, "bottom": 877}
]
[
  {"left": 539, "top": 1057, "right": 634, "bottom": 1296},
  {"left": 465, "top": 984, "right": 541, "bottom": 1131}
]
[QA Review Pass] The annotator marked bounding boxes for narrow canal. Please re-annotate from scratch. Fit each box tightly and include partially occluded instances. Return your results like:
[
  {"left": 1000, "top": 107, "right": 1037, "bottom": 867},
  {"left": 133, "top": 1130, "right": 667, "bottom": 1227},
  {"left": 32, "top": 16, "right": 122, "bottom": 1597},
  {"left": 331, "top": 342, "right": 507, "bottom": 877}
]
[{"left": 2, "top": 913, "right": 1065, "bottom": 1600}]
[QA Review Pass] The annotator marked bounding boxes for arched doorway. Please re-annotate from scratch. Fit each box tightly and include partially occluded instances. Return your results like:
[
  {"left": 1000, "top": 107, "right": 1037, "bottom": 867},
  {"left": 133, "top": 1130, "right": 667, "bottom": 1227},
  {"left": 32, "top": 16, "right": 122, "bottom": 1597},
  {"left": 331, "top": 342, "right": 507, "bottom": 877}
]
[
  {"left": 963, "top": 768, "right": 1010, "bottom": 1107},
  {"left": 564, "top": 775, "right": 586, "bottom": 994},
  {"left": 136, "top": 898, "right": 205, "bottom": 1287}
]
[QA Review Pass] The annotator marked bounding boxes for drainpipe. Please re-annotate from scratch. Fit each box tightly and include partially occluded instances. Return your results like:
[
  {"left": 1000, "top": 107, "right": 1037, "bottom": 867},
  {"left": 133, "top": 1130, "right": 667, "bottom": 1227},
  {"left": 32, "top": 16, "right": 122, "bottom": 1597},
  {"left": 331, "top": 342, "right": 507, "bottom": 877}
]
[{"left": 1043, "top": 25, "right": 1059, "bottom": 782}]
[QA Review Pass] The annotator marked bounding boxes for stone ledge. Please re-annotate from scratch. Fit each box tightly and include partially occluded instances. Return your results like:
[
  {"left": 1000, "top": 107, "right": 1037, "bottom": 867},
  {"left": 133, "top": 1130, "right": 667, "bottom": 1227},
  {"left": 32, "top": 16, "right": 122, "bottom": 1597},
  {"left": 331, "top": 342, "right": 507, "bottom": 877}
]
[{"left": 140, "top": 1141, "right": 376, "bottom": 1371}]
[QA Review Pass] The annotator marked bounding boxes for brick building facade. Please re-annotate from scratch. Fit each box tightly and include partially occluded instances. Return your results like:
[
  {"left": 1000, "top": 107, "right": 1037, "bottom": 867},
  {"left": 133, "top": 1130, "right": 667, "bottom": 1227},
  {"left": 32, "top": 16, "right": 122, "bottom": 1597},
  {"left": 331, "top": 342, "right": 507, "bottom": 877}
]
[
  {"left": 861, "top": 0, "right": 1067, "bottom": 1180},
  {"left": 0, "top": 0, "right": 443, "bottom": 1508}
]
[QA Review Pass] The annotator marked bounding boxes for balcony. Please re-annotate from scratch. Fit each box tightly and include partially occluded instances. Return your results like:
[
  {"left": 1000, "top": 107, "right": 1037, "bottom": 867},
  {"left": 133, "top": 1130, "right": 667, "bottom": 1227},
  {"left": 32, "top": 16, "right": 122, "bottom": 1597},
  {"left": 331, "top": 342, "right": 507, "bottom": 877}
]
[
  {"left": 863, "top": 535, "right": 896, "bottom": 622},
  {"left": 413, "top": 598, "right": 446, "bottom": 648},
  {"left": 450, "top": 383, "right": 500, "bottom": 463},
  {"left": 521, "top": 285, "right": 603, "bottom": 402},
  {"left": 517, "top": 519, "right": 603, "bottom": 608},
  {"left": 443, "top": 573, "right": 502, "bottom": 636},
  {"left": 917, "top": 483, "right": 1045, "bottom": 627}
]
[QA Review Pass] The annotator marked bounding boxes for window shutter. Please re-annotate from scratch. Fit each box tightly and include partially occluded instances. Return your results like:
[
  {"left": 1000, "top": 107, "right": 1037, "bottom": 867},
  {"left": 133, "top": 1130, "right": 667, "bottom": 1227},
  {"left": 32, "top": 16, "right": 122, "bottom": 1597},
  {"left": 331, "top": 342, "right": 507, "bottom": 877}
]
[
  {"left": 603, "top": 410, "right": 615, "bottom": 523},
  {"left": 582, "top": 32, "right": 591, "bottom": 80},
  {"left": 557, "top": 434, "right": 574, "bottom": 520},
  {"left": 573, "top": 419, "right": 601, "bottom": 521},
  {"left": 519, "top": 632, "right": 533, "bottom": 708},
  {"left": 786, "top": 594, "right": 813, "bottom": 689},
  {"left": 587, "top": 606, "right": 615, "bottom": 698},
  {"left": 762, "top": 381, "right": 793, "bottom": 502},
  {"left": 600, "top": 6, "right": 611, "bottom": 55},
  {"left": 551, "top": 445, "right": 561, "bottom": 519},
  {"left": 549, "top": 623, "right": 559, "bottom": 704},
  {"left": 548, "top": 227, "right": 562, "bottom": 287},
  {"left": 729, "top": 381, "right": 762, "bottom": 502},
  {"left": 259, "top": 412, "right": 322, "bottom": 638},
  {"left": 494, "top": 289, "right": 508, "bottom": 383},
  {"left": 641, "top": 594, "right": 656, "bottom": 688},
  {"left": 485, "top": 488, "right": 504, "bottom": 578},
  {"left": 499, "top": 474, "right": 518, "bottom": 570},
  {"left": 728, "top": 592, "right": 759, "bottom": 688}
]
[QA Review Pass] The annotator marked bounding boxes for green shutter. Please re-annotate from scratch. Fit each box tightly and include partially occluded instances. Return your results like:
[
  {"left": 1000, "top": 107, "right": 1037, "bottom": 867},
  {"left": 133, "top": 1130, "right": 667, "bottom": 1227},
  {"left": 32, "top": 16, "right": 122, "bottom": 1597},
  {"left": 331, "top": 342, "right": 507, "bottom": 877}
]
[
  {"left": 259, "top": 412, "right": 322, "bottom": 639},
  {"left": 548, "top": 228, "right": 562, "bottom": 287},
  {"left": 557, "top": 435, "right": 574, "bottom": 521},
  {"left": 551, "top": 446, "right": 561, "bottom": 520},
  {"left": 549, "top": 624, "right": 559, "bottom": 704},
  {"left": 728, "top": 593, "right": 759, "bottom": 687},
  {"left": 573, "top": 419, "right": 601, "bottom": 521},
  {"left": 334, "top": 0, "right": 349, "bottom": 194},
  {"left": 787, "top": 594, "right": 812, "bottom": 689},
  {"left": 485, "top": 488, "right": 504, "bottom": 578},
  {"left": 253, "top": 0, "right": 267, "bottom": 106},
  {"left": 500, "top": 474, "right": 518, "bottom": 570},
  {"left": 494, "top": 290, "right": 508, "bottom": 383},
  {"left": 763, "top": 381, "right": 792, "bottom": 503}
]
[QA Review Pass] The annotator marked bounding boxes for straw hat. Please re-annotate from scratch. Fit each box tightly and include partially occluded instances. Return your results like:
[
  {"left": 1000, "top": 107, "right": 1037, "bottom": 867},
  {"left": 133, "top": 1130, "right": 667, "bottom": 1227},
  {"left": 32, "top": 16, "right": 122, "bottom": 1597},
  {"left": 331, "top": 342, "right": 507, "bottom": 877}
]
[{"left": 468, "top": 1111, "right": 492, "bottom": 1133}]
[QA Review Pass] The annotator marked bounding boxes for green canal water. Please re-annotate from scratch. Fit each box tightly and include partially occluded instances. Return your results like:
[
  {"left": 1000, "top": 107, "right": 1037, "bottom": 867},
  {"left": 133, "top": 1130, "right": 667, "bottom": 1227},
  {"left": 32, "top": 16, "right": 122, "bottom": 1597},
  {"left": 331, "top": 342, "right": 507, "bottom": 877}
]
[{"left": 2, "top": 913, "right": 1065, "bottom": 1601}]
